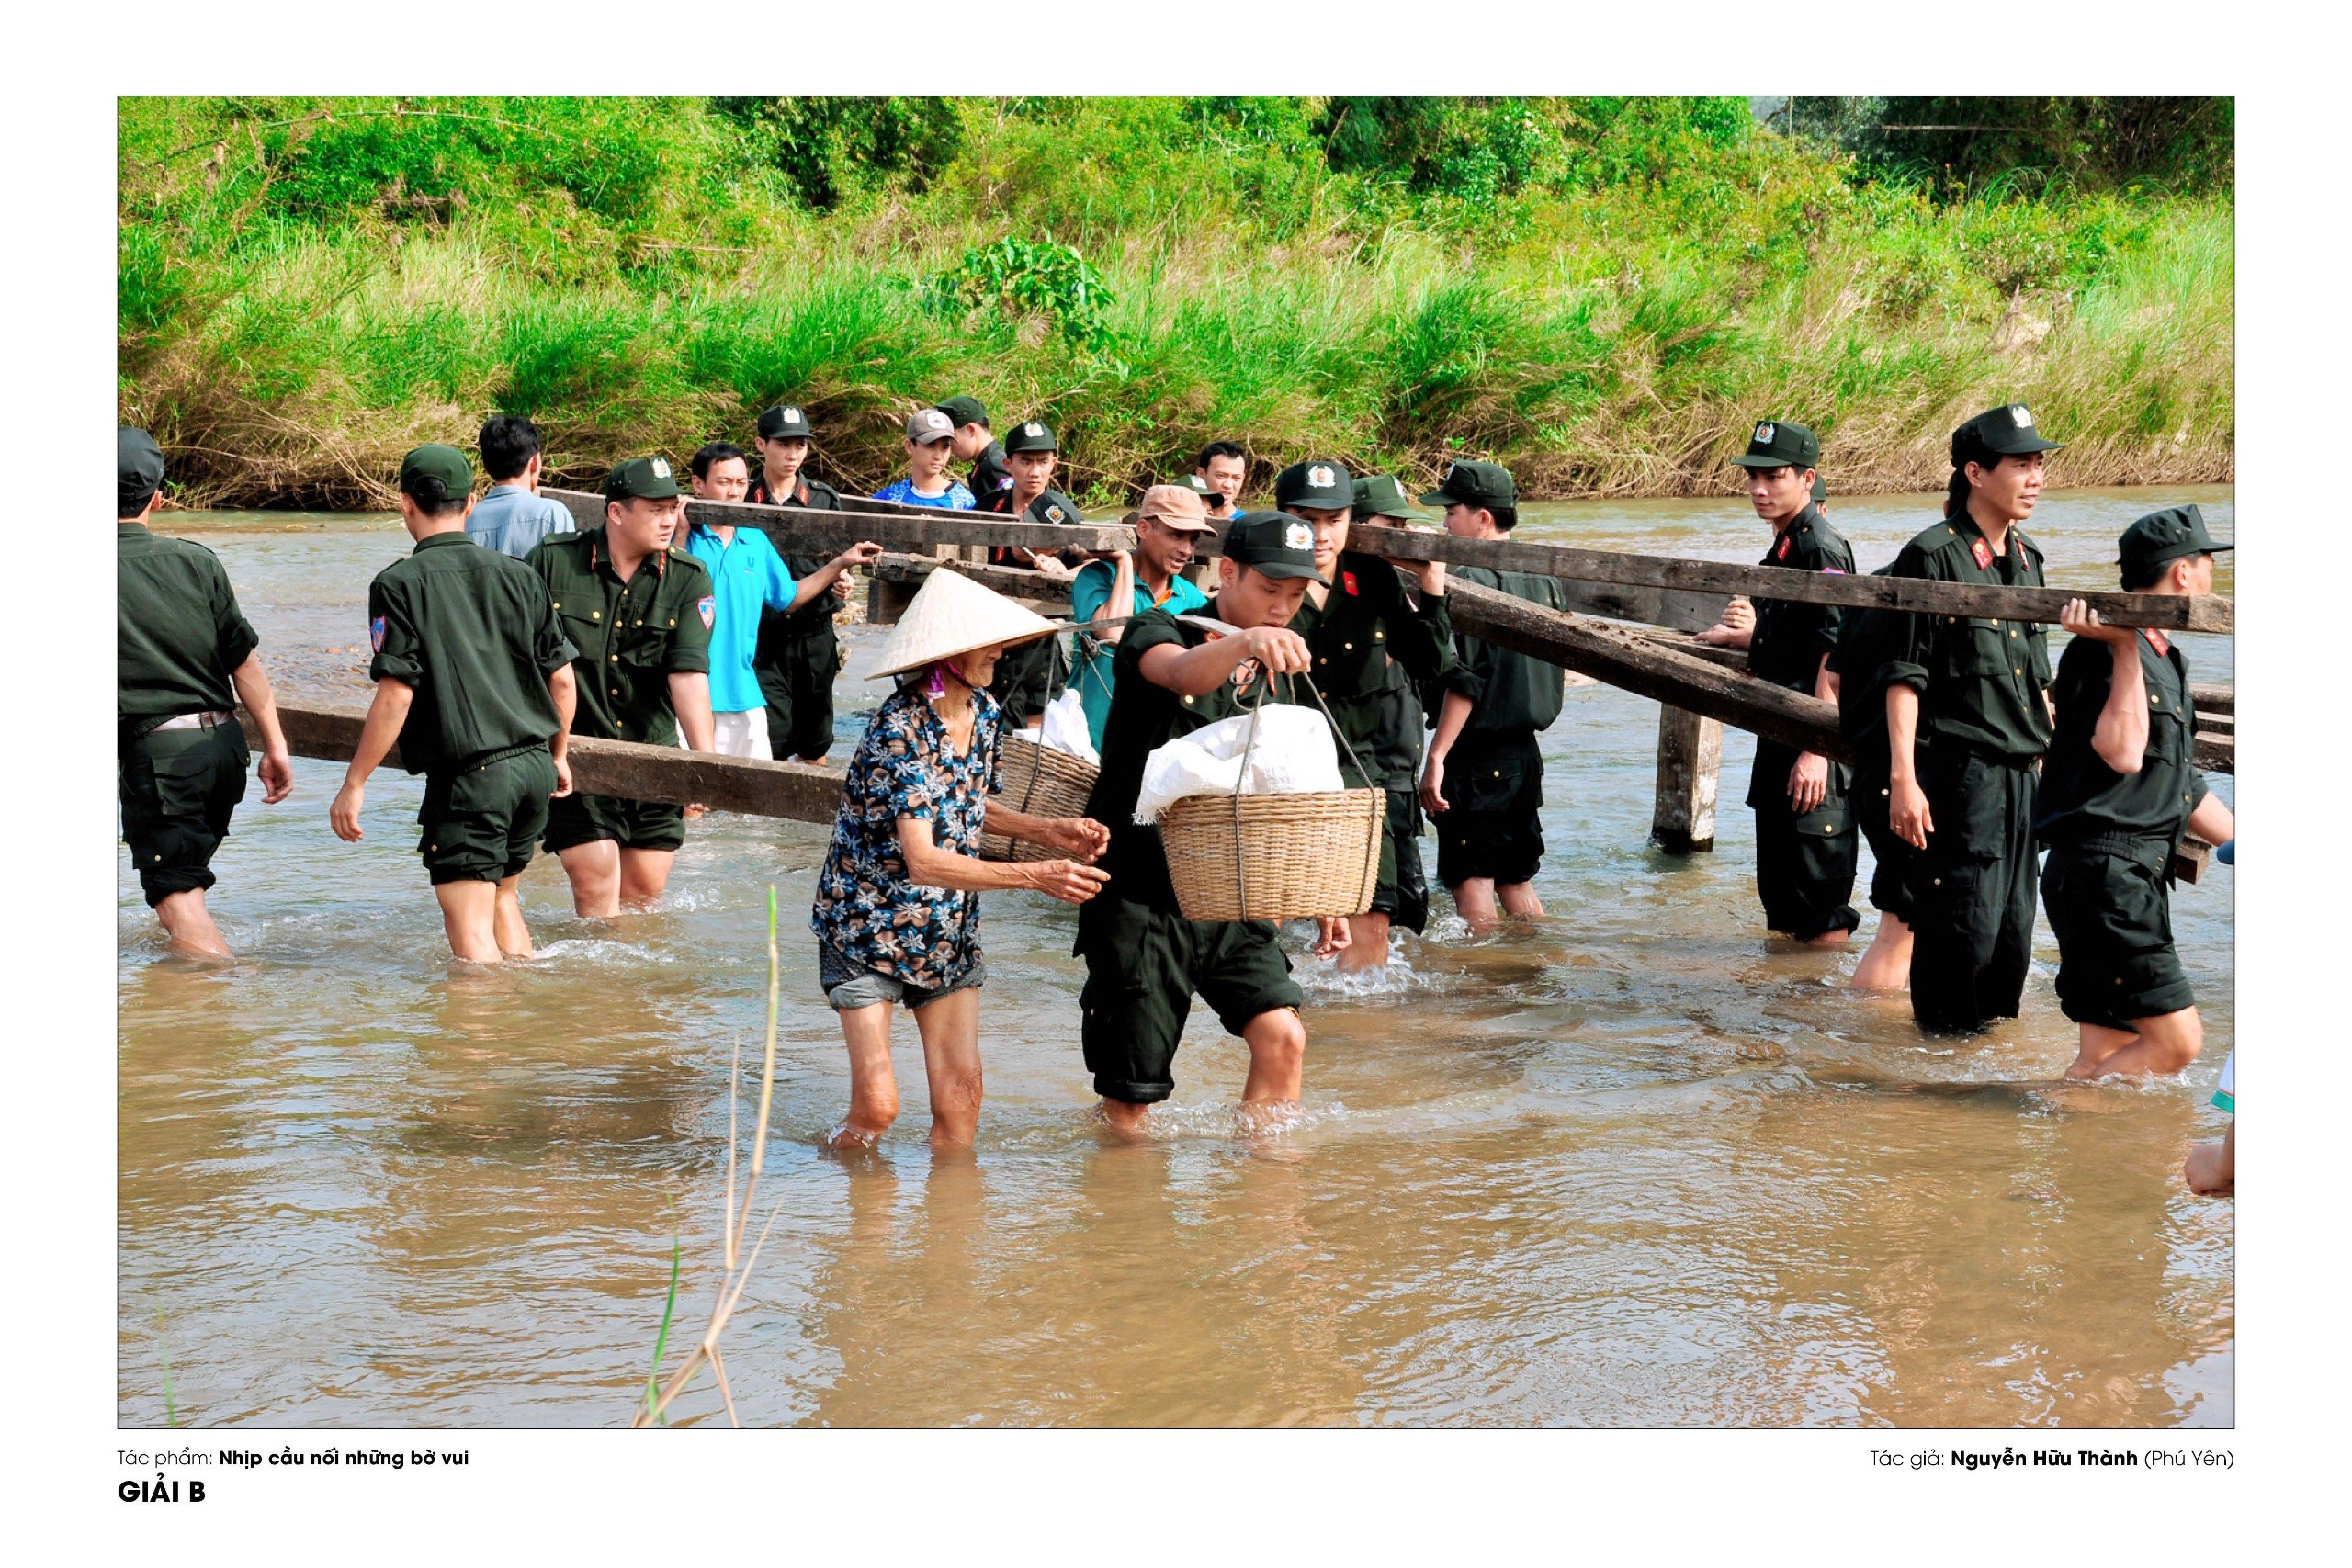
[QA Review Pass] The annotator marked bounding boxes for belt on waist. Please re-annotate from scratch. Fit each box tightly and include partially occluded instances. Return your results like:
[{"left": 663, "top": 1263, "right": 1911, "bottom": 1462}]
[
  {"left": 436, "top": 740, "right": 550, "bottom": 775},
  {"left": 149, "top": 709, "right": 236, "bottom": 732},
  {"left": 2054, "top": 832, "right": 2175, "bottom": 863}
]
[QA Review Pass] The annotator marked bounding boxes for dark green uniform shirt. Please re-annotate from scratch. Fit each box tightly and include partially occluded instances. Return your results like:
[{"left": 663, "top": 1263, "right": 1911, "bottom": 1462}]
[
  {"left": 1086, "top": 607, "right": 1279, "bottom": 913},
  {"left": 1285, "top": 551, "right": 1457, "bottom": 789},
  {"left": 968, "top": 440, "right": 1012, "bottom": 502},
  {"left": 746, "top": 471, "right": 844, "bottom": 642},
  {"left": 2034, "top": 630, "right": 2210, "bottom": 850},
  {"left": 1446, "top": 566, "right": 1568, "bottom": 737},
  {"left": 1882, "top": 513, "right": 2054, "bottom": 762},
  {"left": 367, "top": 531, "right": 578, "bottom": 774},
  {"left": 1746, "top": 506, "right": 1857, "bottom": 810},
  {"left": 526, "top": 528, "right": 714, "bottom": 745},
  {"left": 1747, "top": 505, "right": 1855, "bottom": 691},
  {"left": 117, "top": 523, "right": 259, "bottom": 733},
  {"left": 1829, "top": 565, "right": 1905, "bottom": 764},
  {"left": 1372, "top": 648, "right": 1429, "bottom": 790}
]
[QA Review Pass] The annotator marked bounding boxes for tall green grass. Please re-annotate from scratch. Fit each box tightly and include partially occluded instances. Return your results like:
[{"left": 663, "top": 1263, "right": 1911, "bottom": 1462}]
[{"left": 119, "top": 97, "right": 2233, "bottom": 507}]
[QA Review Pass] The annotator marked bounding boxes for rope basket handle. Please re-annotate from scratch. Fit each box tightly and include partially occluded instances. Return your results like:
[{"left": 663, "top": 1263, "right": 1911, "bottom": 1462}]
[{"left": 1223, "top": 664, "right": 1365, "bottom": 926}]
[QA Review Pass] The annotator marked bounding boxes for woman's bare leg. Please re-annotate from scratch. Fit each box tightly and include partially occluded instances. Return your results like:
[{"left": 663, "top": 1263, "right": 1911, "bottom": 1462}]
[
  {"left": 909, "top": 987, "right": 984, "bottom": 1150},
  {"left": 828, "top": 1002, "right": 899, "bottom": 1150}
]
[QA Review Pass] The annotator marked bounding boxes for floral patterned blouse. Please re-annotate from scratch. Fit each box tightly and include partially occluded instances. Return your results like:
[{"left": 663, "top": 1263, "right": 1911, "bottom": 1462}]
[{"left": 810, "top": 682, "right": 1003, "bottom": 988}]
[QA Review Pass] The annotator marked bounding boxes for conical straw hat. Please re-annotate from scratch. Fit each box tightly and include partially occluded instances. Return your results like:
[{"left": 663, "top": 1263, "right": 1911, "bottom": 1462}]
[{"left": 867, "top": 568, "right": 1061, "bottom": 680}]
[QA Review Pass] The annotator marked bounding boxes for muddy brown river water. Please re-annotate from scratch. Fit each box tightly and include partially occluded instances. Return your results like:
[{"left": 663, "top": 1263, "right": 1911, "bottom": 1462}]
[{"left": 117, "top": 487, "right": 2234, "bottom": 1427}]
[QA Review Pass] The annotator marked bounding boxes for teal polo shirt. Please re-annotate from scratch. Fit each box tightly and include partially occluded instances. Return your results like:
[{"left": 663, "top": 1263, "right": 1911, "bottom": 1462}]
[
  {"left": 1069, "top": 559, "right": 1209, "bottom": 750},
  {"left": 685, "top": 522, "right": 797, "bottom": 714}
]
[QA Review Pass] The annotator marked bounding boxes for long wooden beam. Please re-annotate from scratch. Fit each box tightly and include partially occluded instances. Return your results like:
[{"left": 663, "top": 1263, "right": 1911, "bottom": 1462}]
[
  {"left": 1351, "top": 526, "right": 2234, "bottom": 635},
  {"left": 1444, "top": 581, "right": 1849, "bottom": 758},
  {"left": 544, "top": 487, "right": 1135, "bottom": 557},
  {"left": 845, "top": 553, "right": 2237, "bottom": 775},
  {"left": 249, "top": 701, "right": 848, "bottom": 822},
  {"left": 867, "top": 551, "right": 1075, "bottom": 601}
]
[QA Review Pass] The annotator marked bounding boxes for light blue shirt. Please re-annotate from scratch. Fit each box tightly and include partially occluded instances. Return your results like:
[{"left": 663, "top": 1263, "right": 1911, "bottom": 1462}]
[
  {"left": 685, "top": 522, "right": 797, "bottom": 715},
  {"left": 466, "top": 484, "right": 576, "bottom": 558},
  {"left": 872, "top": 478, "right": 976, "bottom": 510},
  {"left": 1069, "top": 559, "right": 1211, "bottom": 749}
]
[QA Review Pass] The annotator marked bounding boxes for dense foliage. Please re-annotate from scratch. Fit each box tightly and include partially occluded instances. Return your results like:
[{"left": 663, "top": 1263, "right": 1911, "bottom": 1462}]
[{"left": 117, "top": 96, "right": 2233, "bottom": 507}]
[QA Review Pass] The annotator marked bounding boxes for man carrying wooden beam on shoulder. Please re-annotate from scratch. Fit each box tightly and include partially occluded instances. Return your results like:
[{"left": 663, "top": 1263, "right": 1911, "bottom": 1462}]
[
  {"left": 938, "top": 393, "right": 1013, "bottom": 502},
  {"left": 685, "top": 441, "right": 879, "bottom": 762},
  {"left": 1694, "top": 420, "right": 1860, "bottom": 948},
  {"left": 1418, "top": 460, "right": 1567, "bottom": 933},
  {"left": 977, "top": 418, "right": 1080, "bottom": 728},
  {"left": 1275, "top": 459, "right": 1456, "bottom": 970},
  {"left": 1881, "top": 404, "right": 2061, "bottom": 1032},
  {"left": 745, "top": 403, "right": 855, "bottom": 764},
  {"left": 1353, "top": 472, "right": 1452, "bottom": 944},
  {"left": 526, "top": 457, "right": 717, "bottom": 918},
  {"left": 1830, "top": 565, "right": 1926, "bottom": 990},
  {"left": 117, "top": 427, "right": 295, "bottom": 960},
  {"left": 330, "top": 444, "right": 578, "bottom": 963},
  {"left": 2035, "top": 505, "right": 2235, "bottom": 1078}
]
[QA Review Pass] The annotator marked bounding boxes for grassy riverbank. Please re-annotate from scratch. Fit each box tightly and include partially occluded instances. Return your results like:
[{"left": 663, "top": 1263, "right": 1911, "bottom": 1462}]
[{"left": 118, "top": 96, "right": 2233, "bottom": 508}]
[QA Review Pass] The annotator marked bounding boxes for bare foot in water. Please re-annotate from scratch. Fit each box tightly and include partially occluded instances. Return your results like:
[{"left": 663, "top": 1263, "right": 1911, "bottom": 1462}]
[
  {"left": 2185, "top": 1127, "right": 2234, "bottom": 1196},
  {"left": 1097, "top": 1099, "right": 1152, "bottom": 1139}
]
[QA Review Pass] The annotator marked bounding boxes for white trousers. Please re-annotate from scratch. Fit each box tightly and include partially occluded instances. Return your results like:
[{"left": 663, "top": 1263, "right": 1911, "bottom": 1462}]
[{"left": 694, "top": 708, "right": 771, "bottom": 759}]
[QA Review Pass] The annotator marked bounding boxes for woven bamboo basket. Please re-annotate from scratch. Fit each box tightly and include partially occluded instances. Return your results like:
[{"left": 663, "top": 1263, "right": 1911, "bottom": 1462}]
[
  {"left": 978, "top": 733, "right": 1100, "bottom": 863},
  {"left": 1159, "top": 787, "right": 1386, "bottom": 922}
]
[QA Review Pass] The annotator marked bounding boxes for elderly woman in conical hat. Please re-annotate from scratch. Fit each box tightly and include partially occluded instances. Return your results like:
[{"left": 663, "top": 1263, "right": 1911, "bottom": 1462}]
[{"left": 809, "top": 569, "right": 1111, "bottom": 1151}]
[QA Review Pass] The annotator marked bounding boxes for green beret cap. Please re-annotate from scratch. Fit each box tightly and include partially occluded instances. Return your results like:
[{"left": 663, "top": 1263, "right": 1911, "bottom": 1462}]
[
  {"left": 1419, "top": 457, "right": 1517, "bottom": 510},
  {"left": 605, "top": 455, "right": 683, "bottom": 501},
  {"left": 399, "top": 443, "right": 475, "bottom": 497},
  {"left": 1733, "top": 419, "right": 1821, "bottom": 470},
  {"left": 1003, "top": 420, "right": 1057, "bottom": 455},
  {"left": 935, "top": 394, "right": 989, "bottom": 429},
  {"left": 1223, "top": 510, "right": 1329, "bottom": 584},
  {"left": 2119, "top": 503, "right": 2232, "bottom": 586}
]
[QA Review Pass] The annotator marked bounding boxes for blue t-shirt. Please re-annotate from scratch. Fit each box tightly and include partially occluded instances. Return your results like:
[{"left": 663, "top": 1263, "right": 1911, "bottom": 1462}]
[
  {"left": 466, "top": 484, "right": 576, "bottom": 559},
  {"left": 1068, "top": 559, "right": 1210, "bottom": 750},
  {"left": 684, "top": 524, "right": 797, "bottom": 714},
  {"left": 873, "top": 478, "right": 976, "bottom": 510}
]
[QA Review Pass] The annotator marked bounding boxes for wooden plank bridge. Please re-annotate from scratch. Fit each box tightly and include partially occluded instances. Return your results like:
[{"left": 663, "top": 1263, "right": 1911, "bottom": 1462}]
[{"left": 254, "top": 491, "right": 2233, "bottom": 881}]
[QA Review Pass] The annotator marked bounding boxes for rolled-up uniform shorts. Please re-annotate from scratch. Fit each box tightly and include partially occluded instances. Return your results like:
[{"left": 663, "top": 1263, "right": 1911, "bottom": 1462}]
[
  {"left": 119, "top": 718, "right": 250, "bottom": 907},
  {"left": 419, "top": 744, "right": 558, "bottom": 885},
  {"left": 1434, "top": 731, "right": 1544, "bottom": 888},
  {"left": 1074, "top": 895, "right": 1303, "bottom": 1104},
  {"left": 2041, "top": 837, "right": 2194, "bottom": 1029},
  {"left": 543, "top": 789, "right": 686, "bottom": 853}
]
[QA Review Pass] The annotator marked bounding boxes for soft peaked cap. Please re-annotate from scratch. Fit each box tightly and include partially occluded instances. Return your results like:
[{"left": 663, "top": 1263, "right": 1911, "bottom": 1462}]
[{"left": 868, "top": 569, "right": 1061, "bottom": 679}]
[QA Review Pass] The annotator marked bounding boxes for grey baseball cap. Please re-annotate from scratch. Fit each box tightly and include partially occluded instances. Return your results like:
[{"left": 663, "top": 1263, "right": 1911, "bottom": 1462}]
[{"left": 906, "top": 408, "right": 956, "bottom": 445}]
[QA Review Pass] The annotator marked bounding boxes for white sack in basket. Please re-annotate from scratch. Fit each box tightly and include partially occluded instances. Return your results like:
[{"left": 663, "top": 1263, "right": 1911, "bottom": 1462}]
[
  {"left": 1134, "top": 705, "right": 1343, "bottom": 824},
  {"left": 1035, "top": 687, "right": 1101, "bottom": 766}
]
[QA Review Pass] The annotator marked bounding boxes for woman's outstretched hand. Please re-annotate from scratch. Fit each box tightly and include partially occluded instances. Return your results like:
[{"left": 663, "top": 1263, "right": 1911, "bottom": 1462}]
[
  {"left": 1024, "top": 859, "right": 1112, "bottom": 905},
  {"left": 1048, "top": 817, "right": 1112, "bottom": 861}
]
